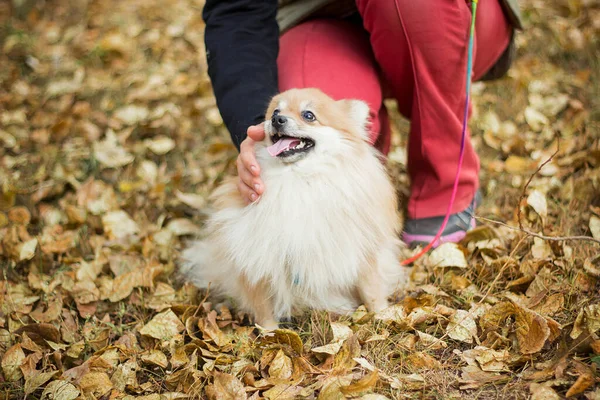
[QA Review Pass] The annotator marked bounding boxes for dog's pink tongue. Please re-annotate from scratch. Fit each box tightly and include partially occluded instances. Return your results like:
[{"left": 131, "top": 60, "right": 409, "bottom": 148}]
[{"left": 267, "top": 138, "right": 301, "bottom": 156}]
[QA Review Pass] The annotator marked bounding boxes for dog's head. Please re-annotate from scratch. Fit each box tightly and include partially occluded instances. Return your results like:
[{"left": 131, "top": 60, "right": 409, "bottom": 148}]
[{"left": 263, "top": 88, "right": 372, "bottom": 163}]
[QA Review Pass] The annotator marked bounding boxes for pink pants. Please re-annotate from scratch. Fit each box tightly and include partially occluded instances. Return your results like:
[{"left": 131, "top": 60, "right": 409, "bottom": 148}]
[{"left": 277, "top": 0, "right": 512, "bottom": 219}]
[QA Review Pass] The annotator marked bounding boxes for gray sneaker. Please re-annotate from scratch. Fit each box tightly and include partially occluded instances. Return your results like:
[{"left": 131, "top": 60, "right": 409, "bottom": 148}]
[{"left": 401, "top": 191, "right": 482, "bottom": 248}]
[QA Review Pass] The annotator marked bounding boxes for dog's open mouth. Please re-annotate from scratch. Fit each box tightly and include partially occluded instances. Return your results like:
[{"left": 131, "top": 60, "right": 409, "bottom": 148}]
[{"left": 267, "top": 133, "right": 315, "bottom": 158}]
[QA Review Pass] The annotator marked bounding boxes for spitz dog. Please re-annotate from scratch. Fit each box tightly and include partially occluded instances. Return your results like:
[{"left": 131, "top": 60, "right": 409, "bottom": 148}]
[{"left": 180, "top": 88, "right": 410, "bottom": 330}]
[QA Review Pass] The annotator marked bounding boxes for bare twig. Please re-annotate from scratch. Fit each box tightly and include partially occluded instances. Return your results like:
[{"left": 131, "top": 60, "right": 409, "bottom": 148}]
[
  {"left": 476, "top": 216, "right": 600, "bottom": 245},
  {"left": 517, "top": 140, "right": 560, "bottom": 231}
]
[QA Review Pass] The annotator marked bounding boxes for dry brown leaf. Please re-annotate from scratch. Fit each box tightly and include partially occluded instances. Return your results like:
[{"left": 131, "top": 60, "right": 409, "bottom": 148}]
[
  {"left": 590, "top": 216, "right": 600, "bottom": 240},
  {"left": 19, "top": 238, "right": 38, "bottom": 261},
  {"left": 206, "top": 372, "right": 247, "bottom": 400},
  {"left": 311, "top": 322, "right": 353, "bottom": 355},
  {"left": 340, "top": 371, "right": 379, "bottom": 396},
  {"left": 406, "top": 352, "right": 441, "bottom": 370},
  {"left": 374, "top": 304, "right": 406, "bottom": 323},
  {"left": 93, "top": 132, "right": 135, "bottom": 168},
  {"left": 428, "top": 243, "right": 467, "bottom": 268},
  {"left": 268, "top": 349, "right": 293, "bottom": 381},
  {"left": 1, "top": 343, "right": 26, "bottom": 381},
  {"left": 461, "top": 346, "right": 510, "bottom": 372},
  {"left": 566, "top": 373, "right": 594, "bottom": 397},
  {"left": 446, "top": 310, "right": 478, "bottom": 344},
  {"left": 530, "top": 382, "right": 560, "bottom": 400},
  {"left": 79, "top": 371, "right": 113, "bottom": 398},
  {"left": 459, "top": 365, "right": 506, "bottom": 390},
  {"left": 527, "top": 190, "right": 548, "bottom": 219},
  {"left": 41, "top": 380, "right": 80, "bottom": 400},
  {"left": 416, "top": 331, "right": 447, "bottom": 350},
  {"left": 514, "top": 304, "right": 551, "bottom": 354},
  {"left": 146, "top": 136, "right": 176, "bottom": 155},
  {"left": 102, "top": 210, "right": 139, "bottom": 240},
  {"left": 139, "top": 309, "right": 185, "bottom": 341},
  {"left": 141, "top": 350, "right": 169, "bottom": 368},
  {"left": 25, "top": 371, "right": 58, "bottom": 394}
]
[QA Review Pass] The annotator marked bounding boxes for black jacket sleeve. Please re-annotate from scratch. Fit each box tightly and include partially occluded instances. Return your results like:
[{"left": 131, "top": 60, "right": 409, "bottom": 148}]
[{"left": 202, "top": 0, "right": 280, "bottom": 150}]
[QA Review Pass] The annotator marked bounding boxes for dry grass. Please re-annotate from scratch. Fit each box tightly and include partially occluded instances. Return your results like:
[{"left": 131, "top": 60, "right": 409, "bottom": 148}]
[{"left": 0, "top": 0, "right": 599, "bottom": 399}]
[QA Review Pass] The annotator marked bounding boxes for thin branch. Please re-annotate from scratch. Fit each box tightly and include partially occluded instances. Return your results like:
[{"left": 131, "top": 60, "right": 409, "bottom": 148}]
[{"left": 476, "top": 216, "right": 600, "bottom": 245}]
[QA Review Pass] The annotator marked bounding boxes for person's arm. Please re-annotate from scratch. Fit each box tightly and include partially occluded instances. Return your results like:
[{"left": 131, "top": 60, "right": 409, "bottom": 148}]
[{"left": 203, "top": 0, "right": 280, "bottom": 150}]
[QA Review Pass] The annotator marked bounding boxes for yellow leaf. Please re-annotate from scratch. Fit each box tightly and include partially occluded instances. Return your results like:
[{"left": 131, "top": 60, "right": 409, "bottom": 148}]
[
  {"left": 446, "top": 310, "right": 477, "bottom": 344},
  {"left": 590, "top": 216, "right": 600, "bottom": 240},
  {"left": 416, "top": 331, "right": 447, "bottom": 350},
  {"left": 406, "top": 352, "right": 441, "bottom": 371},
  {"left": 78, "top": 371, "right": 113, "bottom": 398},
  {"left": 530, "top": 382, "right": 560, "bottom": 400},
  {"left": 206, "top": 372, "right": 247, "bottom": 400},
  {"left": 527, "top": 190, "right": 547, "bottom": 219},
  {"left": 141, "top": 349, "right": 169, "bottom": 368},
  {"left": 1, "top": 343, "right": 25, "bottom": 381},
  {"left": 340, "top": 371, "right": 379, "bottom": 396},
  {"left": 25, "top": 371, "right": 58, "bottom": 394},
  {"left": 268, "top": 349, "right": 292, "bottom": 381},
  {"left": 19, "top": 238, "right": 38, "bottom": 261},
  {"left": 145, "top": 136, "right": 176, "bottom": 155},
  {"left": 139, "top": 309, "right": 185, "bottom": 341},
  {"left": 41, "top": 380, "right": 80, "bottom": 400},
  {"left": 102, "top": 210, "right": 139, "bottom": 240},
  {"left": 428, "top": 243, "right": 467, "bottom": 268}
]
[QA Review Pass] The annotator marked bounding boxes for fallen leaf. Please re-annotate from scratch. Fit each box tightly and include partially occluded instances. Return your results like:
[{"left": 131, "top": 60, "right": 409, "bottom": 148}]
[
  {"left": 25, "top": 371, "right": 58, "bottom": 394},
  {"left": 268, "top": 349, "right": 292, "bottom": 380},
  {"left": 531, "top": 237, "right": 553, "bottom": 259},
  {"left": 340, "top": 371, "right": 379, "bottom": 396},
  {"left": 524, "top": 107, "right": 549, "bottom": 131},
  {"left": 114, "top": 105, "right": 149, "bottom": 125},
  {"left": 1, "top": 343, "right": 26, "bottom": 381},
  {"left": 406, "top": 352, "right": 441, "bottom": 370},
  {"left": 79, "top": 371, "right": 113, "bottom": 398},
  {"left": 374, "top": 304, "right": 407, "bottom": 323},
  {"left": 206, "top": 372, "right": 247, "bottom": 400},
  {"left": 590, "top": 216, "right": 600, "bottom": 240},
  {"left": 447, "top": 310, "right": 477, "bottom": 344},
  {"left": 527, "top": 190, "right": 547, "bottom": 219},
  {"left": 102, "top": 210, "right": 139, "bottom": 240},
  {"left": 146, "top": 136, "right": 176, "bottom": 155},
  {"left": 566, "top": 372, "right": 594, "bottom": 397},
  {"left": 530, "top": 382, "right": 560, "bottom": 400},
  {"left": 416, "top": 331, "right": 447, "bottom": 350},
  {"left": 428, "top": 243, "right": 467, "bottom": 268},
  {"left": 19, "top": 238, "right": 38, "bottom": 261},
  {"left": 93, "top": 131, "right": 135, "bottom": 168},
  {"left": 139, "top": 309, "right": 185, "bottom": 341},
  {"left": 311, "top": 322, "right": 353, "bottom": 355},
  {"left": 514, "top": 304, "right": 551, "bottom": 355},
  {"left": 41, "top": 380, "right": 80, "bottom": 400},
  {"left": 141, "top": 350, "right": 169, "bottom": 368}
]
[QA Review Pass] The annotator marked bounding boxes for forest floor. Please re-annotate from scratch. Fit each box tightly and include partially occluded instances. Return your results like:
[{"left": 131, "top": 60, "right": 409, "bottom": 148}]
[{"left": 1, "top": 0, "right": 599, "bottom": 398}]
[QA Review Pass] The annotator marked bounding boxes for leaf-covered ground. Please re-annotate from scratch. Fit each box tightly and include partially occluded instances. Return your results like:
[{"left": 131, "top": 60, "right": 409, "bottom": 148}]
[{"left": 1, "top": 0, "right": 599, "bottom": 399}]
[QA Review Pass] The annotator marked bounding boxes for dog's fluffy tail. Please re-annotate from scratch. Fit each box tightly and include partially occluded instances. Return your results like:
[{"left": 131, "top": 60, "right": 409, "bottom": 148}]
[{"left": 178, "top": 239, "right": 213, "bottom": 290}]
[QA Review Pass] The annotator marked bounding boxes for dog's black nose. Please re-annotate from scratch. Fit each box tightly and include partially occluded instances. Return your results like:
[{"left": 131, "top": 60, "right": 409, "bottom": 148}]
[{"left": 271, "top": 115, "right": 287, "bottom": 130}]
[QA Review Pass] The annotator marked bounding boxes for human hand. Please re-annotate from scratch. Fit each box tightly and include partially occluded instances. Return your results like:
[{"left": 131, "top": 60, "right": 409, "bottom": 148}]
[{"left": 237, "top": 123, "right": 266, "bottom": 204}]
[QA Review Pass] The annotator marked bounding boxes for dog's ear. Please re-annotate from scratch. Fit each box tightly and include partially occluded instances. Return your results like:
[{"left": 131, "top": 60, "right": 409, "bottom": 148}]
[{"left": 339, "top": 99, "right": 371, "bottom": 139}]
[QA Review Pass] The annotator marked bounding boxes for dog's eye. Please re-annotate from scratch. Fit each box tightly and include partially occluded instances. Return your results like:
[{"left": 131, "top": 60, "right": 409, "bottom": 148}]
[
  {"left": 302, "top": 110, "right": 316, "bottom": 122},
  {"left": 272, "top": 109, "right": 280, "bottom": 117}
]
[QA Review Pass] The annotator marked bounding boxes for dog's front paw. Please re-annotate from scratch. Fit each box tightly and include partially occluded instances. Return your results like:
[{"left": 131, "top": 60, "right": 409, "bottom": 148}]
[{"left": 257, "top": 319, "right": 279, "bottom": 331}]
